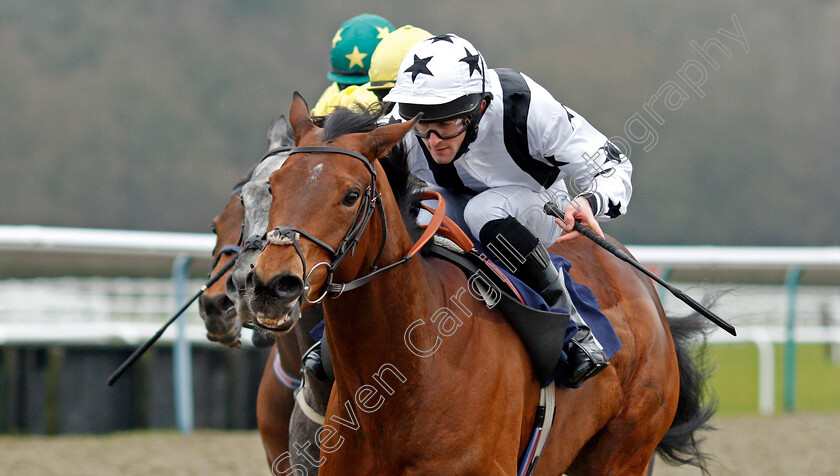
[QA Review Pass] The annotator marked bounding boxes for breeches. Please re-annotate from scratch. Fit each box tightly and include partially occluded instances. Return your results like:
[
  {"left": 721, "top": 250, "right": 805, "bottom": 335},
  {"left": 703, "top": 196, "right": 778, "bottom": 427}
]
[{"left": 417, "top": 185, "right": 565, "bottom": 247}]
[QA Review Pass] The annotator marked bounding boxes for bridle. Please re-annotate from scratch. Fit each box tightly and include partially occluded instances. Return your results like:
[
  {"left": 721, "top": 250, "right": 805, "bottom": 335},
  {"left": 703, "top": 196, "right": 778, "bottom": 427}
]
[
  {"left": 265, "top": 145, "right": 448, "bottom": 305},
  {"left": 209, "top": 181, "right": 251, "bottom": 269},
  {"left": 211, "top": 244, "right": 241, "bottom": 269}
]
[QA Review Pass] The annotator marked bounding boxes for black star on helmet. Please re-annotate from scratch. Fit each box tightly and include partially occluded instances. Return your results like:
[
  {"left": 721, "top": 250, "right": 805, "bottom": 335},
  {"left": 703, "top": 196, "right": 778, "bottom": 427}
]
[
  {"left": 429, "top": 34, "right": 454, "bottom": 43},
  {"left": 404, "top": 54, "right": 434, "bottom": 82},
  {"left": 460, "top": 48, "right": 482, "bottom": 77},
  {"left": 606, "top": 199, "right": 622, "bottom": 218}
]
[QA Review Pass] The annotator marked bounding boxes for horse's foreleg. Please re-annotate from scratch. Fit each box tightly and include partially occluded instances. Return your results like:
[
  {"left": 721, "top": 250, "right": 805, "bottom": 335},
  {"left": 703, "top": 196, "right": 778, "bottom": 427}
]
[
  {"left": 257, "top": 344, "right": 296, "bottom": 472},
  {"left": 287, "top": 371, "right": 334, "bottom": 474}
]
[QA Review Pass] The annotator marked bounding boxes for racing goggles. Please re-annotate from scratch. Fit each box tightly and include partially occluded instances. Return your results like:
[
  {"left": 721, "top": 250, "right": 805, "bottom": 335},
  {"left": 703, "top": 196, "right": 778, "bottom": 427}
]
[{"left": 413, "top": 116, "right": 469, "bottom": 140}]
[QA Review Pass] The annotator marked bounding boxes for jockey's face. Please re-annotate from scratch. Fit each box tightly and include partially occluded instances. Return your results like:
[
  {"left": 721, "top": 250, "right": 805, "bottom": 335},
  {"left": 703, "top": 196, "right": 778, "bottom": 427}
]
[
  {"left": 416, "top": 117, "right": 468, "bottom": 165},
  {"left": 414, "top": 101, "right": 486, "bottom": 165}
]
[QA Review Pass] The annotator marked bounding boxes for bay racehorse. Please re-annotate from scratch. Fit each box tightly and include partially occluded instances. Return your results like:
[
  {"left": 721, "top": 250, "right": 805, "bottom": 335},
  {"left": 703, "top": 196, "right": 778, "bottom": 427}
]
[
  {"left": 246, "top": 94, "right": 713, "bottom": 475},
  {"left": 199, "top": 176, "right": 247, "bottom": 347}
]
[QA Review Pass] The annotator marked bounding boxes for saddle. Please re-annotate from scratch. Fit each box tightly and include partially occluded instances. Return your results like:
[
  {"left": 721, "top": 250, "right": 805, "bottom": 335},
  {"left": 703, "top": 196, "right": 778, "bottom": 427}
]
[
  {"left": 415, "top": 198, "right": 570, "bottom": 386},
  {"left": 424, "top": 242, "right": 569, "bottom": 386}
]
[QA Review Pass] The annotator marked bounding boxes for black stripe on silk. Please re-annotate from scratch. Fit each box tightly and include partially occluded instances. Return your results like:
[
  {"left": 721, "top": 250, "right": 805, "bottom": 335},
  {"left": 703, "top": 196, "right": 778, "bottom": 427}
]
[
  {"left": 416, "top": 136, "right": 477, "bottom": 196},
  {"left": 496, "top": 68, "right": 561, "bottom": 188}
]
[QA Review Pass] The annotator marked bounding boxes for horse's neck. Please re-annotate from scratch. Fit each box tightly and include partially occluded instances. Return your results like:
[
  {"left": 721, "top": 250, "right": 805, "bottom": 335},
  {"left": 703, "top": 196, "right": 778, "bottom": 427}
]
[
  {"left": 321, "top": 202, "right": 465, "bottom": 395},
  {"left": 322, "top": 257, "right": 444, "bottom": 376}
]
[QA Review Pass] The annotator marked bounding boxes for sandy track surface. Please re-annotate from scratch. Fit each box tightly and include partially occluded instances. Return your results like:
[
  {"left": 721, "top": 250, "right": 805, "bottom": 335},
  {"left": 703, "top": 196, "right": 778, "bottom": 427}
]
[
  {"left": 654, "top": 413, "right": 840, "bottom": 476},
  {"left": 2, "top": 413, "right": 838, "bottom": 475}
]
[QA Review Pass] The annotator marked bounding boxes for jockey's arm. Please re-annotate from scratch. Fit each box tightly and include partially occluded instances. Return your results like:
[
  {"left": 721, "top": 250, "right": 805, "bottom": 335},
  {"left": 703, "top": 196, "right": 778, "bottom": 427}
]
[{"left": 526, "top": 84, "right": 632, "bottom": 242}]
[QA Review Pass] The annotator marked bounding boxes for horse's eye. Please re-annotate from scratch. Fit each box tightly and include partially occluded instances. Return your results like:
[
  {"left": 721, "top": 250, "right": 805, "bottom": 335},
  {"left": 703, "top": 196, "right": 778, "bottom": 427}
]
[{"left": 342, "top": 189, "right": 361, "bottom": 206}]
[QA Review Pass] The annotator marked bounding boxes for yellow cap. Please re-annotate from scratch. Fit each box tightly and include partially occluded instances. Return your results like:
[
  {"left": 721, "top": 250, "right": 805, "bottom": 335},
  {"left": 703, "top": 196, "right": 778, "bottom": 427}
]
[
  {"left": 368, "top": 25, "right": 433, "bottom": 91},
  {"left": 311, "top": 83, "right": 379, "bottom": 116}
]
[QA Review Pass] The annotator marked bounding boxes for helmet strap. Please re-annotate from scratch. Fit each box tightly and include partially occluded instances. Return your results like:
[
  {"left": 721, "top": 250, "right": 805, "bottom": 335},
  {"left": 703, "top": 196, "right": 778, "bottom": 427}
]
[{"left": 452, "top": 92, "right": 493, "bottom": 162}]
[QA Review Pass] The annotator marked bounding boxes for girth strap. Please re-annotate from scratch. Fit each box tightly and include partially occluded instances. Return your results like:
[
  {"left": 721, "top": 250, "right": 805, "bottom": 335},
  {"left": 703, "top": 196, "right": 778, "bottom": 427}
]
[
  {"left": 518, "top": 386, "right": 556, "bottom": 476},
  {"left": 272, "top": 350, "right": 302, "bottom": 390},
  {"left": 294, "top": 382, "right": 326, "bottom": 425}
]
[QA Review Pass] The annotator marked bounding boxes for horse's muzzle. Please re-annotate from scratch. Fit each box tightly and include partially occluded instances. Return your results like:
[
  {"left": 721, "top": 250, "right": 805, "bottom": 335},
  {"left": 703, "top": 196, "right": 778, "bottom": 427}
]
[
  {"left": 244, "top": 269, "right": 303, "bottom": 334},
  {"left": 198, "top": 293, "right": 242, "bottom": 347}
]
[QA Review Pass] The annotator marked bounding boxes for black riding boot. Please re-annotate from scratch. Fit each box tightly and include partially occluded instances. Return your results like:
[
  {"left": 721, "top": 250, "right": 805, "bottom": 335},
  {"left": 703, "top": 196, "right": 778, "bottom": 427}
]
[{"left": 480, "top": 216, "right": 608, "bottom": 386}]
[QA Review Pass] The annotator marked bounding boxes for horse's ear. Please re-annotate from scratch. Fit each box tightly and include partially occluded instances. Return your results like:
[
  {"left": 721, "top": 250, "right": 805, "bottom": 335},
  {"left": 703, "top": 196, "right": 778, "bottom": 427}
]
[
  {"left": 367, "top": 115, "right": 420, "bottom": 160},
  {"left": 267, "top": 115, "right": 294, "bottom": 149},
  {"left": 289, "top": 92, "right": 315, "bottom": 145}
]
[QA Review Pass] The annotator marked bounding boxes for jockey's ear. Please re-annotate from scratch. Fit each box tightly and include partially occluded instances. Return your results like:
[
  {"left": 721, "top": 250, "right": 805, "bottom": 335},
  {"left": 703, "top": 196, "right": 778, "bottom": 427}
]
[
  {"left": 289, "top": 92, "right": 316, "bottom": 145},
  {"left": 366, "top": 114, "right": 420, "bottom": 161}
]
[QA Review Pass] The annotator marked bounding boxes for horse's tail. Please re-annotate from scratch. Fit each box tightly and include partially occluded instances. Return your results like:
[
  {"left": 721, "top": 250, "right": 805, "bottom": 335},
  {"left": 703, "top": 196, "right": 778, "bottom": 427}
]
[{"left": 655, "top": 312, "right": 717, "bottom": 475}]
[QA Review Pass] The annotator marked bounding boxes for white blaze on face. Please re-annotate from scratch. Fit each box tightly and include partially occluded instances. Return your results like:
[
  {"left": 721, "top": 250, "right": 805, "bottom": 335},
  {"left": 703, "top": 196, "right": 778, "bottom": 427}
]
[{"left": 307, "top": 163, "right": 324, "bottom": 184}]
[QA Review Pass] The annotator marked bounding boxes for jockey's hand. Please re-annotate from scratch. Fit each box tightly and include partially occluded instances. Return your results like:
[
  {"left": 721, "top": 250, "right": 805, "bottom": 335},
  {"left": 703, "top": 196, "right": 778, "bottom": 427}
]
[{"left": 554, "top": 197, "right": 605, "bottom": 244}]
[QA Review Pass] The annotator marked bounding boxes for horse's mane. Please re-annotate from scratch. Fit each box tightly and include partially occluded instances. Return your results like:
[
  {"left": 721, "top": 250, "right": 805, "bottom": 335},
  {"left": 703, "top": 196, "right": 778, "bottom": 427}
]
[
  {"left": 315, "top": 105, "right": 422, "bottom": 241},
  {"left": 381, "top": 140, "right": 422, "bottom": 242},
  {"left": 315, "top": 104, "right": 382, "bottom": 142}
]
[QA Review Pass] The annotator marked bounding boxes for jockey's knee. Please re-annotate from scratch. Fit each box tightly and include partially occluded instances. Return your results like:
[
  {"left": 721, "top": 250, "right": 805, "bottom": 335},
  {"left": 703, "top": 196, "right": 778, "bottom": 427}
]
[{"left": 464, "top": 198, "right": 510, "bottom": 242}]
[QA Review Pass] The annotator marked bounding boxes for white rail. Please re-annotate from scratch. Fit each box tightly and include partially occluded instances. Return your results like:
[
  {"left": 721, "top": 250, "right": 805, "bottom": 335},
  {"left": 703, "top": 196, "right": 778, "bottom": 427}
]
[
  {"left": 0, "top": 225, "right": 214, "bottom": 257},
  {"left": 629, "top": 245, "right": 840, "bottom": 269},
  {"left": 3, "top": 225, "right": 840, "bottom": 267}
]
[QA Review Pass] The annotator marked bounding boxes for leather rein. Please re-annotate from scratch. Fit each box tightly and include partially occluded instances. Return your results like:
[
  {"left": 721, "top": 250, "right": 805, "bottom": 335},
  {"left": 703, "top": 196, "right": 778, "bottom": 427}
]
[{"left": 265, "top": 145, "right": 447, "bottom": 304}]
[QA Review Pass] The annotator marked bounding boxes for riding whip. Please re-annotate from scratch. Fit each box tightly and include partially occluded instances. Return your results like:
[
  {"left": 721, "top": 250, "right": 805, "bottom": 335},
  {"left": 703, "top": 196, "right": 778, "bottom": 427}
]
[
  {"left": 544, "top": 202, "right": 736, "bottom": 336},
  {"left": 106, "top": 255, "right": 239, "bottom": 386}
]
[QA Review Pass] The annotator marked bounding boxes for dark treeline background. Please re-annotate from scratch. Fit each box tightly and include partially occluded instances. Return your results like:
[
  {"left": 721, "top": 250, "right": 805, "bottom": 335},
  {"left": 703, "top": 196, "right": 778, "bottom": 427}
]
[{"left": 1, "top": 0, "right": 838, "bottom": 245}]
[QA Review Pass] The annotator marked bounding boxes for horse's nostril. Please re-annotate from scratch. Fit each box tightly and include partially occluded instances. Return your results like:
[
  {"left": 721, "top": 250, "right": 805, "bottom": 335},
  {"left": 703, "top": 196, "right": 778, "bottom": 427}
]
[
  {"left": 226, "top": 274, "right": 238, "bottom": 299},
  {"left": 216, "top": 293, "right": 233, "bottom": 311},
  {"left": 200, "top": 293, "right": 233, "bottom": 316},
  {"left": 246, "top": 270, "right": 302, "bottom": 303},
  {"left": 274, "top": 275, "right": 303, "bottom": 300},
  {"left": 245, "top": 269, "right": 258, "bottom": 293}
]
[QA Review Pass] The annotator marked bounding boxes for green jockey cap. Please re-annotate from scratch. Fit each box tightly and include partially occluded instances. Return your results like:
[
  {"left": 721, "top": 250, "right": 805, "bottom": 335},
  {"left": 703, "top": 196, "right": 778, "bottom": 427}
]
[{"left": 329, "top": 14, "right": 395, "bottom": 85}]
